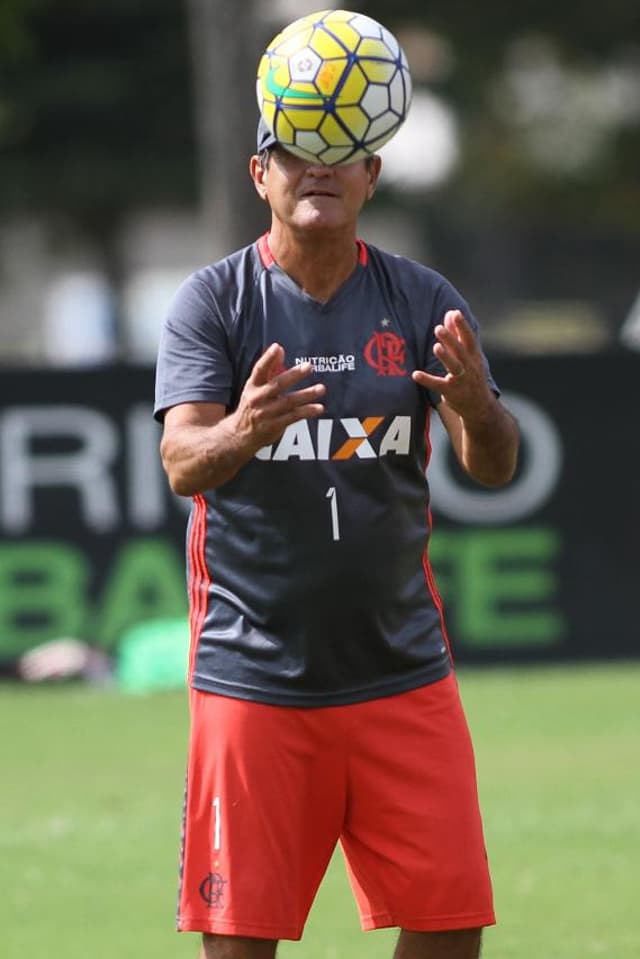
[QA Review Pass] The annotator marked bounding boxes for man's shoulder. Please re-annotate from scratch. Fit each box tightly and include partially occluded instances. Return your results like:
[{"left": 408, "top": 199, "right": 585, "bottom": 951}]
[
  {"left": 364, "top": 242, "right": 454, "bottom": 294},
  {"left": 183, "top": 240, "right": 263, "bottom": 295},
  {"left": 163, "top": 241, "right": 264, "bottom": 331}
]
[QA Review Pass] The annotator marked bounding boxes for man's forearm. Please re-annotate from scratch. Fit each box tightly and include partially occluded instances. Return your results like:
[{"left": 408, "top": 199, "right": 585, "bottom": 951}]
[
  {"left": 161, "top": 414, "right": 257, "bottom": 496},
  {"left": 460, "top": 397, "right": 519, "bottom": 487}
]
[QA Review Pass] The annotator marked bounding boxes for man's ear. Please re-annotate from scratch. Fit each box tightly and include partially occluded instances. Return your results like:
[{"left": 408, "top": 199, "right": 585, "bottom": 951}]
[
  {"left": 249, "top": 155, "right": 268, "bottom": 201},
  {"left": 366, "top": 155, "right": 382, "bottom": 200}
]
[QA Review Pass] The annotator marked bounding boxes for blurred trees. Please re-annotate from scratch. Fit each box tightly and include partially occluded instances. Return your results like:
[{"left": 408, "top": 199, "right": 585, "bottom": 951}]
[
  {"left": 2, "top": 0, "right": 638, "bottom": 226},
  {"left": 186, "top": 0, "right": 269, "bottom": 255},
  {"left": 1, "top": 0, "right": 638, "bottom": 336},
  {"left": 0, "top": 0, "right": 196, "bottom": 348},
  {"left": 0, "top": 0, "right": 194, "bottom": 213}
]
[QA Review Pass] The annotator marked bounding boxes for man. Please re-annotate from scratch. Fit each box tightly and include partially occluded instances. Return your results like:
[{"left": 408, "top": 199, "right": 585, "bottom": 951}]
[{"left": 155, "top": 117, "right": 519, "bottom": 959}]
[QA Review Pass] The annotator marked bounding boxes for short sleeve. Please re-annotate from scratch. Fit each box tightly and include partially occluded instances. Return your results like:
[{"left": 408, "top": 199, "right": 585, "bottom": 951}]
[{"left": 154, "top": 273, "right": 233, "bottom": 421}]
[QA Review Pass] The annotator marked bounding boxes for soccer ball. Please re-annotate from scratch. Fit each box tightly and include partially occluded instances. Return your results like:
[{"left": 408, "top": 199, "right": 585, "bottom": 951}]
[{"left": 256, "top": 9, "right": 412, "bottom": 166}]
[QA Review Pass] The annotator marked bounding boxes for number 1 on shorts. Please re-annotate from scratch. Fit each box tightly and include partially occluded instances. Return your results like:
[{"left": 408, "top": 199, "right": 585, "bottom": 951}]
[
  {"left": 326, "top": 486, "right": 340, "bottom": 541},
  {"left": 212, "top": 795, "right": 221, "bottom": 851}
]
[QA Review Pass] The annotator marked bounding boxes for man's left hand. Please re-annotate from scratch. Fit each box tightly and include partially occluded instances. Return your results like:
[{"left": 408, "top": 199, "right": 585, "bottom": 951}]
[{"left": 411, "top": 309, "right": 493, "bottom": 420}]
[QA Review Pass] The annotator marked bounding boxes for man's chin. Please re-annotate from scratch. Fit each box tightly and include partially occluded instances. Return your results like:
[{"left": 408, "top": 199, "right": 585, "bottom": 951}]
[{"left": 292, "top": 208, "right": 346, "bottom": 232}]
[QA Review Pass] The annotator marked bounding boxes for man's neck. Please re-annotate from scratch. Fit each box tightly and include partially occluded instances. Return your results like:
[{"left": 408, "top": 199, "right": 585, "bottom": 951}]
[{"left": 266, "top": 226, "right": 360, "bottom": 303}]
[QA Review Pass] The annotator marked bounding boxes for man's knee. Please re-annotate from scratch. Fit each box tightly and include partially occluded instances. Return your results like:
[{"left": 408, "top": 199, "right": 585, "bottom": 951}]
[
  {"left": 394, "top": 927, "right": 483, "bottom": 959},
  {"left": 201, "top": 933, "right": 278, "bottom": 959}
]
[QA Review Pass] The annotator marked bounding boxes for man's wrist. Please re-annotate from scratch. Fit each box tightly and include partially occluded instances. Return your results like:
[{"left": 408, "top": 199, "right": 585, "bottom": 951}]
[
  {"left": 459, "top": 390, "right": 499, "bottom": 434},
  {"left": 214, "top": 410, "right": 263, "bottom": 468}
]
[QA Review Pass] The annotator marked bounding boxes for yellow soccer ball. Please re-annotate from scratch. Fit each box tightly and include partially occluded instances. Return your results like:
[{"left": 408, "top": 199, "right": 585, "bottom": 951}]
[{"left": 256, "top": 8, "right": 412, "bottom": 165}]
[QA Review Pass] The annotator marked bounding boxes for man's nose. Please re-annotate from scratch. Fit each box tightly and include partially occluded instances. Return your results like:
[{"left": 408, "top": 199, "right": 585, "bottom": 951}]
[{"left": 306, "top": 161, "right": 332, "bottom": 176}]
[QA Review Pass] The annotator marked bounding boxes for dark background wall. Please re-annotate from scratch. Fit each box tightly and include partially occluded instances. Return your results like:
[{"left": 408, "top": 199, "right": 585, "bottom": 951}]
[{"left": 1, "top": 355, "right": 637, "bottom": 663}]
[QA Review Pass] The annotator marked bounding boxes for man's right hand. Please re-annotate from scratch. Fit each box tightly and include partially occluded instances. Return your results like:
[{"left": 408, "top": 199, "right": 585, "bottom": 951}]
[
  {"left": 231, "top": 342, "right": 326, "bottom": 452},
  {"left": 160, "top": 343, "right": 325, "bottom": 496}
]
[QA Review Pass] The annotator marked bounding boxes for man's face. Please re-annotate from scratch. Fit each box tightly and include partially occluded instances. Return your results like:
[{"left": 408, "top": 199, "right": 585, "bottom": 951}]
[{"left": 250, "top": 146, "right": 381, "bottom": 234}]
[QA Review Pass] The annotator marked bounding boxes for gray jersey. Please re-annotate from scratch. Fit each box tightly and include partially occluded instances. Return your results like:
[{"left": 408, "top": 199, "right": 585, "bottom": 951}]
[{"left": 155, "top": 236, "right": 498, "bottom": 706}]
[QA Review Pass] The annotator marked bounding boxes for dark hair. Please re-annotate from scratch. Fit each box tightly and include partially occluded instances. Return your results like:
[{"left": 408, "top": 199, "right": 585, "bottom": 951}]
[{"left": 259, "top": 148, "right": 272, "bottom": 170}]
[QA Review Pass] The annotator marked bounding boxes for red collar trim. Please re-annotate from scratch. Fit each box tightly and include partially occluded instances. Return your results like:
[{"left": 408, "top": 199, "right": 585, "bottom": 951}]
[
  {"left": 257, "top": 233, "right": 368, "bottom": 269},
  {"left": 257, "top": 232, "right": 275, "bottom": 268},
  {"left": 356, "top": 238, "right": 368, "bottom": 265}
]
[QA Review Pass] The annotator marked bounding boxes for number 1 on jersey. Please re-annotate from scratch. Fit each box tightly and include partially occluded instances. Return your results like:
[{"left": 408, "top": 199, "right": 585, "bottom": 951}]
[{"left": 326, "top": 486, "right": 341, "bottom": 541}]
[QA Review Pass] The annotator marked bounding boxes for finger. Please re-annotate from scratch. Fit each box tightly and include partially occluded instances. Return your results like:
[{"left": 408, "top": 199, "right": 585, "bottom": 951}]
[
  {"left": 285, "top": 383, "right": 327, "bottom": 407},
  {"left": 412, "top": 369, "right": 449, "bottom": 391},
  {"left": 271, "top": 384, "right": 326, "bottom": 417},
  {"left": 268, "top": 402, "right": 326, "bottom": 434},
  {"left": 444, "top": 309, "right": 464, "bottom": 329},
  {"left": 250, "top": 343, "right": 285, "bottom": 386},
  {"left": 433, "top": 340, "right": 465, "bottom": 376},
  {"left": 446, "top": 310, "right": 477, "bottom": 351},
  {"left": 435, "top": 323, "right": 465, "bottom": 357},
  {"left": 285, "top": 402, "right": 325, "bottom": 423},
  {"left": 413, "top": 366, "right": 469, "bottom": 390},
  {"left": 273, "top": 361, "right": 315, "bottom": 392}
]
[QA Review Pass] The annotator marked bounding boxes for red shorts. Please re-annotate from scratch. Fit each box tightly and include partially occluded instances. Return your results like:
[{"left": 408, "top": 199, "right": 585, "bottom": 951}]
[{"left": 177, "top": 674, "right": 495, "bottom": 939}]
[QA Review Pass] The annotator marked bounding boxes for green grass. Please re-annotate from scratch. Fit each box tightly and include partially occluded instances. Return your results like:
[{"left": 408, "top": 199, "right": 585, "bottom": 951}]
[{"left": 1, "top": 664, "right": 639, "bottom": 958}]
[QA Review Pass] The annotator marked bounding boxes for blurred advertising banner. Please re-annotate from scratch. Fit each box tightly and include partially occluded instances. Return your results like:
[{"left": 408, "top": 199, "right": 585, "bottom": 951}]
[{"left": 0, "top": 357, "right": 638, "bottom": 664}]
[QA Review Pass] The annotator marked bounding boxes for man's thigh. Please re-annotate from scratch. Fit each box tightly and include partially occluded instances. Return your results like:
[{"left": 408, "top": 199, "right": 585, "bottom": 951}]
[
  {"left": 178, "top": 690, "right": 348, "bottom": 939},
  {"left": 341, "top": 676, "right": 495, "bottom": 933}
]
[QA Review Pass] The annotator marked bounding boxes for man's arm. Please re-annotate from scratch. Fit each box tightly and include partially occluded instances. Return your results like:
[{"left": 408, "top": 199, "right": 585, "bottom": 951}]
[
  {"left": 412, "top": 309, "right": 519, "bottom": 487},
  {"left": 160, "top": 343, "right": 326, "bottom": 496},
  {"left": 435, "top": 393, "right": 519, "bottom": 487}
]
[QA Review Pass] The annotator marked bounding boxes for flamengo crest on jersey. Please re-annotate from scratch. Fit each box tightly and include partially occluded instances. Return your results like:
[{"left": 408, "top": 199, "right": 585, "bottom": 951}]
[
  {"left": 256, "top": 415, "right": 411, "bottom": 461},
  {"left": 363, "top": 330, "right": 407, "bottom": 376}
]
